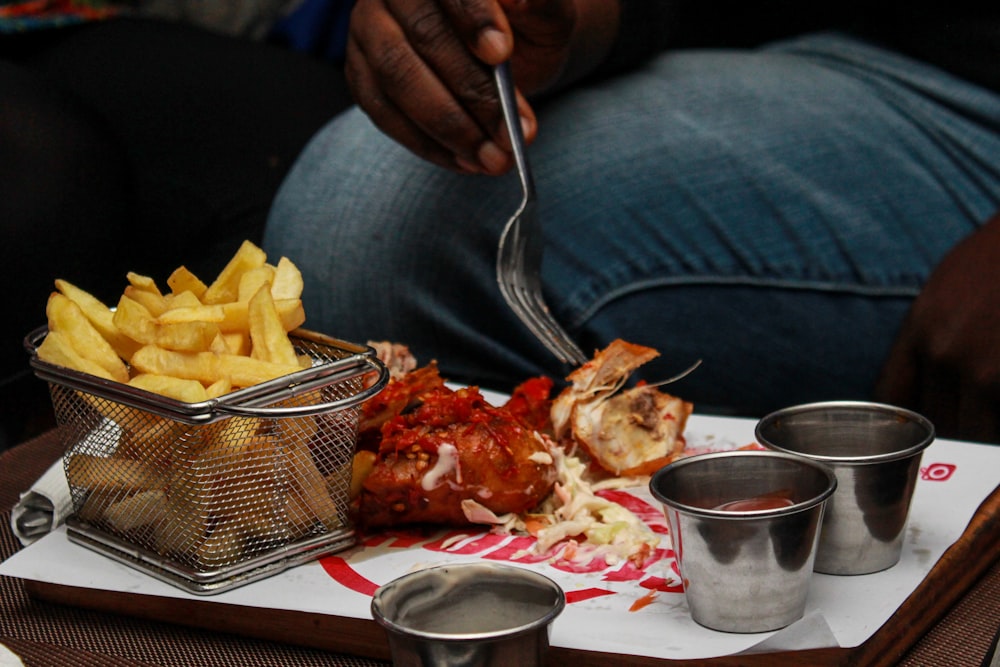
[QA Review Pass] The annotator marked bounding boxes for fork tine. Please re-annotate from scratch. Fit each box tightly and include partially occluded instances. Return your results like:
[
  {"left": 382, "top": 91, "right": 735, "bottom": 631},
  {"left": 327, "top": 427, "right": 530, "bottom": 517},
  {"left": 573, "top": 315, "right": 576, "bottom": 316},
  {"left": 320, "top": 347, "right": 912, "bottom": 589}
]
[
  {"left": 508, "top": 268, "right": 587, "bottom": 365},
  {"left": 499, "top": 230, "right": 583, "bottom": 364},
  {"left": 494, "top": 62, "right": 589, "bottom": 367}
]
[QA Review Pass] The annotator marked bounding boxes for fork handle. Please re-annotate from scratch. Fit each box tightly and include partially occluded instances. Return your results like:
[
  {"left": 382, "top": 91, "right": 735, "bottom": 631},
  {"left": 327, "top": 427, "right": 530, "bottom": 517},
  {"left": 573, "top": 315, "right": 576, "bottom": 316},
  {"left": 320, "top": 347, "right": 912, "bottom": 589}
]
[{"left": 494, "top": 62, "right": 535, "bottom": 201}]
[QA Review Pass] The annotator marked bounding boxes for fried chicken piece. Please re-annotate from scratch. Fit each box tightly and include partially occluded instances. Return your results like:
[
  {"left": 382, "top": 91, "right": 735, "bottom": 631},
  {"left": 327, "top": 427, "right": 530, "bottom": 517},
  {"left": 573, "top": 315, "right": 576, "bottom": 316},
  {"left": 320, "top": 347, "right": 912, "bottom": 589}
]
[
  {"left": 551, "top": 339, "right": 693, "bottom": 477},
  {"left": 503, "top": 375, "right": 555, "bottom": 434},
  {"left": 358, "top": 386, "right": 558, "bottom": 528},
  {"left": 357, "top": 360, "right": 447, "bottom": 451}
]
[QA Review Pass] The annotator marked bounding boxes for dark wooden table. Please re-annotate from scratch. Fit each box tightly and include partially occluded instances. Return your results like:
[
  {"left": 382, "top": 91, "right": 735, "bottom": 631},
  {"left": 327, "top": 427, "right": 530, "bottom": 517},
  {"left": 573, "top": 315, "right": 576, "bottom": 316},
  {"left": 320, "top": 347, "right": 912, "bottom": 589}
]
[{"left": 2, "top": 430, "right": 998, "bottom": 667}]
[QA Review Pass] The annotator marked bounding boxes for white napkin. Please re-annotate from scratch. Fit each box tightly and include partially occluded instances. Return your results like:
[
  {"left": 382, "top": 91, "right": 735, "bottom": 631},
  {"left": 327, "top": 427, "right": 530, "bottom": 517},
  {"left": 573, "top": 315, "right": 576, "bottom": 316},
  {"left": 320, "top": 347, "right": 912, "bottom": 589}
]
[
  {"left": 10, "top": 460, "right": 72, "bottom": 547},
  {"left": 0, "top": 642, "right": 25, "bottom": 667}
]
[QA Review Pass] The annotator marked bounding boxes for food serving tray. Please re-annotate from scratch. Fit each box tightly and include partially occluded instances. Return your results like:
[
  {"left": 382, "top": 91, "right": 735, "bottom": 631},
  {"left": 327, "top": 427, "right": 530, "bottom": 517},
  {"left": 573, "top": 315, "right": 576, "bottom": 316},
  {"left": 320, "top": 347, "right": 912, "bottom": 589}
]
[{"left": 5, "top": 414, "right": 999, "bottom": 665}]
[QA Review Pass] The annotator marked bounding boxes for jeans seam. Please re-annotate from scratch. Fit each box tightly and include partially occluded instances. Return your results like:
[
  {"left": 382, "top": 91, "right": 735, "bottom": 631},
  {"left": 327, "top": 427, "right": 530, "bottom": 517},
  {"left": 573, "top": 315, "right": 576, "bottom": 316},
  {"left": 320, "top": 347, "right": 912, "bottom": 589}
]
[{"left": 570, "top": 275, "right": 921, "bottom": 328}]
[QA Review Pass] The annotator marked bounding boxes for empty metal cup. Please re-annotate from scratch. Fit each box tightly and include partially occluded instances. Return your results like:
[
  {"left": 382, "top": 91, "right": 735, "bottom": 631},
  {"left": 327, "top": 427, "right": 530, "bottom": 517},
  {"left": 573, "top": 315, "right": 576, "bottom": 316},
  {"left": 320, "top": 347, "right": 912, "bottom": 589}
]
[
  {"left": 756, "top": 401, "right": 935, "bottom": 575},
  {"left": 370, "top": 562, "right": 565, "bottom": 667},
  {"left": 649, "top": 451, "right": 836, "bottom": 633}
]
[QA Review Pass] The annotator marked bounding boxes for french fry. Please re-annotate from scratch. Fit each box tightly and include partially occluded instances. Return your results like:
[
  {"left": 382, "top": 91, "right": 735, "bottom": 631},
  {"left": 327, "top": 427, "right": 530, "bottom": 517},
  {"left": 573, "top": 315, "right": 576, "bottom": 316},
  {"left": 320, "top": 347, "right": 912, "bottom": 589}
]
[
  {"left": 166, "top": 266, "right": 208, "bottom": 299},
  {"left": 201, "top": 240, "right": 267, "bottom": 305},
  {"left": 45, "top": 293, "right": 129, "bottom": 383},
  {"left": 286, "top": 438, "right": 340, "bottom": 528},
  {"left": 214, "top": 331, "right": 249, "bottom": 356},
  {"left": 66, "top": 454, "right": 165, "bottom": 493},
  {"left": 114, "top": 295, "right": 220, "bottom": 352},
  {"left": 249, "top": 286, "right": 299, "bottom": 367},
  {"left": 115, "top": 412, "right": 188, "bottom": 463},
  {"left": 111, "top": 295, "right": 158, "bottom": 344},
  {"left": 205, "top": 377, "right": 233, "bottom": 398},
  {"left": 193, "top": 521, "right": 244, "bottom": 568},
  {"left": 271, "top": 256, "right": 304, "bottom": 300},
  {"left": 237, "top": 264, "right": 275, "bottom": 303},
  {"left": 130, "top": 345, "right": 301, "bottom": 387},
  {"left": 158, "top": 304, "right": 225, "bottom": 324},
  {"left": 124, "top": 285, "right": 169, "bottom": 318},
  {"left": 162, "top": 290, "right": 204, "bottom": 311},
  {"left": 126, "top": 272, "right": 163, "bottom": 296},
  {"left": 155, "top": 321, "right": 220, "bottom": 352},
  {"left": 274, "top": 389, "right": 323, "bottom": 450},
  {"left": 153, "top": 506, "right": 205, "bottom": 559},
  {"left": 218, "top": 297, "right": 305, "bottom": 334},
  {"left": 36, "top": 330, "right": 116, "bottom": 380},
  {"left": 103, "top": 490, "right": 168, "bottom": 532},
  {"left": 53, "top": 279, "right": 141, "bottom": 362},
  {"left": 128, "top": 374, "right": 210, "bottom": 403},
  {"left": 75, "top": 489, "right": 121, "bottom": 524},
  {"left": 350, "top": 450, "right": 377, "bottom": 500}
]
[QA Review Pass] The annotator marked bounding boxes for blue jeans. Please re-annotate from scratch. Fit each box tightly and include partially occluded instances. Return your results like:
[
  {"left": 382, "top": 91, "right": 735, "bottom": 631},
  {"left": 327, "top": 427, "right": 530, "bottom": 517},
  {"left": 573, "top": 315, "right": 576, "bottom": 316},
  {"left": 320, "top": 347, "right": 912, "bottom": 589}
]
[{"left": 265, "top": 33, "right": 1000, "bottom": 416}]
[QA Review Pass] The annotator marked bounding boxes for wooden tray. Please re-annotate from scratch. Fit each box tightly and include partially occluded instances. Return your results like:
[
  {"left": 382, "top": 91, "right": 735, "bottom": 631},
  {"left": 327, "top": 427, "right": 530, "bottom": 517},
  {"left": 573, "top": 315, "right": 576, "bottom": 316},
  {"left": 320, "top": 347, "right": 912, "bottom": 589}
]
[{"left": 25, "top": 485, "right": 999, "bottom": 667}]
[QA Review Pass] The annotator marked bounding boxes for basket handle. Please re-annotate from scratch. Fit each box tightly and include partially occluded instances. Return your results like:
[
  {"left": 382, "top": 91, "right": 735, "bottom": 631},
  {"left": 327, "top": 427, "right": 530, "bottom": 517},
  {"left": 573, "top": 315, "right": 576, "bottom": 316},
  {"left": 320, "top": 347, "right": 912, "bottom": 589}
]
[{"left": 212, "top": 355, "right": 390, "bottom": 418}]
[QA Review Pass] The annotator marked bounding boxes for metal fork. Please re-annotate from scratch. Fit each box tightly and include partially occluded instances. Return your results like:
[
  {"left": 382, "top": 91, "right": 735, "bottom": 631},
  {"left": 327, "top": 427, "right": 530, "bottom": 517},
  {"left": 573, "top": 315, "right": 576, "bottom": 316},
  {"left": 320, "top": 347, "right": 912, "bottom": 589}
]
[{"left": 493, "top": 62, "right": 588, "bottom": 367}]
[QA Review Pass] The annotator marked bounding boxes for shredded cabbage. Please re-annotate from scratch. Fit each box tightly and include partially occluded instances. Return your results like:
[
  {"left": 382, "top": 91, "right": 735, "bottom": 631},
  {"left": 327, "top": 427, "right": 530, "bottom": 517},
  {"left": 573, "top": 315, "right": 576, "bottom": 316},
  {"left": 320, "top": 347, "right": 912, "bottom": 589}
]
[{"left": 461, "top": 439, "right": 660, "bottom": 568}]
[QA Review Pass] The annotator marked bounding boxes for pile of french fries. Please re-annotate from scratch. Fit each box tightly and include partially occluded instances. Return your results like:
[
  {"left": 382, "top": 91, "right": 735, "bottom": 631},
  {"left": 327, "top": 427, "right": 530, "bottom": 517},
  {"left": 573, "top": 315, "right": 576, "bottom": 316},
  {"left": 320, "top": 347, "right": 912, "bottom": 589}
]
[
  {"left": 36, "top": 241, "right": 355, "bottom": 570},
  {"left": 38, "top": 239, "right": 311, "bottom": 400}
]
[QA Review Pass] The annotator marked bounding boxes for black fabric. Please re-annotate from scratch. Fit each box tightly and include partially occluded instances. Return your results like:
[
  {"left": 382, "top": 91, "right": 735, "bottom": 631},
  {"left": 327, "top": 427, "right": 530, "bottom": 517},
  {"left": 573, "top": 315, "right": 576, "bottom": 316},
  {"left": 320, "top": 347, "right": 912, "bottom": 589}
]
[
  {"left": 0, "top": 18, "right": 353, "bottom": 449},
  {"left": 596, "top": 2, "right": 1000, "bottom": 94}
]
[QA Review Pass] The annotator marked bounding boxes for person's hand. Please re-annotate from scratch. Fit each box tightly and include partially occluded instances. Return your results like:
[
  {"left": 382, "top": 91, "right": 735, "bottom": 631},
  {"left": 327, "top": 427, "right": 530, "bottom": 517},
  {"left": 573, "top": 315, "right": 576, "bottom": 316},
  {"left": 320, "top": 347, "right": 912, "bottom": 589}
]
[
  {"left": 875, "top": 210, "right": 1000, "bottom": 443},
  {"left": 344, "top": 0, "right": 608, "bottom": 174}
]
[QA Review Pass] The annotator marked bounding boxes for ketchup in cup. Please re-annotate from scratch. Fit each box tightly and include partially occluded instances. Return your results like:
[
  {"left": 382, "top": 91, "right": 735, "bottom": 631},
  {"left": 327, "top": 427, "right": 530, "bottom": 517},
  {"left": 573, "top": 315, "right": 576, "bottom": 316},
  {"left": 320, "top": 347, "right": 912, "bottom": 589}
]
[{"left": 713, "top": 491, "right": 795, "bottom": 512}]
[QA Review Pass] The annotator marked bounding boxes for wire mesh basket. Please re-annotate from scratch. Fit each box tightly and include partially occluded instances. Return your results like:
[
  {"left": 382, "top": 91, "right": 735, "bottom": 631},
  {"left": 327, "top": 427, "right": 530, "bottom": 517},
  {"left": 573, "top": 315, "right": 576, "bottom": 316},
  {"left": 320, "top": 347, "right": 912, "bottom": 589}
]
[{"left": 25, "top": 327, "right": 388, "bottom": 594}]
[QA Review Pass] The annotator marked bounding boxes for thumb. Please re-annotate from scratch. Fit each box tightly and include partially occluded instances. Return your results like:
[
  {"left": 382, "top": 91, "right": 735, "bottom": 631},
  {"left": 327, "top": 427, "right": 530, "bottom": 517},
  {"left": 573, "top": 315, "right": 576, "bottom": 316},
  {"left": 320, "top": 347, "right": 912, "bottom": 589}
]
[{"left": 446, "top": 0, "right": 515, "bottom": 64}]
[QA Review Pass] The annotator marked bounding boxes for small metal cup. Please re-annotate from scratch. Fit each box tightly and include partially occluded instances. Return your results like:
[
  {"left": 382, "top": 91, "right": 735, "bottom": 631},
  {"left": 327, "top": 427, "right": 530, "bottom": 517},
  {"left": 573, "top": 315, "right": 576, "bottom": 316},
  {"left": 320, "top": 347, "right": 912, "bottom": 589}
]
[
  {"left": 756, "top": 401, "right": 935, "bottom": 575},
  {"left": 650, "top": 451, "right": 837, "bottom": 633},
  {"left": 371, "top": 562, "right": 565, "bottom": 667}
]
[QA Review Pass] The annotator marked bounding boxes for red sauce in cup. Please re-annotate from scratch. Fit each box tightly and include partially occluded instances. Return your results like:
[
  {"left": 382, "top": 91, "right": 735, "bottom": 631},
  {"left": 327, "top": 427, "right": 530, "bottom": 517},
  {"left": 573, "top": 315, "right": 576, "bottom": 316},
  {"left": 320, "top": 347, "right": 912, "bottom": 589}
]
[{"left": 714, "top": 494, "right": 795, "bottom": 512}]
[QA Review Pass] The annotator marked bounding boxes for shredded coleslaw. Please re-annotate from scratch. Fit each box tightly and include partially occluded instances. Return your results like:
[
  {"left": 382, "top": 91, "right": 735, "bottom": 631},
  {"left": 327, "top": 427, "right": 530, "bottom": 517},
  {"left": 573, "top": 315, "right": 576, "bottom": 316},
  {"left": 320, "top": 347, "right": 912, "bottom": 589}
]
[{"left": 462, "top": 436, "right": 660, "bottom": 568}]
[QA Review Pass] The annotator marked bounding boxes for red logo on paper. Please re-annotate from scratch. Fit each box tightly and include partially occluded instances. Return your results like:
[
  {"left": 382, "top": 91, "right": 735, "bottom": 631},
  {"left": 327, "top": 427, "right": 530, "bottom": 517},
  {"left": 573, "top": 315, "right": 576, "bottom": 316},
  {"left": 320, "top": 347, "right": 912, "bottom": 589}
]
[
  {"left": 319, "top": 490, "right": 684, "bottom": 605},
  {"left": 920, "top": 462, "right": 956, "bottom": 482}
]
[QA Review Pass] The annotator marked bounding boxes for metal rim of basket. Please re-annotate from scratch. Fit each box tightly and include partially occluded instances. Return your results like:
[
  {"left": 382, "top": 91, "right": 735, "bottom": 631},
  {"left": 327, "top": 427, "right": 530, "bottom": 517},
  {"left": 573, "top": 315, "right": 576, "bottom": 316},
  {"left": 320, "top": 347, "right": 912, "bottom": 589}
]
[{"left": 24, "top": 326, "right": 390, "bottom": 423}]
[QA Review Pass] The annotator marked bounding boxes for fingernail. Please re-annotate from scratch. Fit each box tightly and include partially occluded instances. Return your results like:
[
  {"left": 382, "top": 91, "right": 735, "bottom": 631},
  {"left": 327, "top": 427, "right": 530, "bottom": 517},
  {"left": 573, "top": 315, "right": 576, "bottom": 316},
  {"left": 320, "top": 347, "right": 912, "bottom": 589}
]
[
  {"left": 520, "top": 114, "right": 534, "bottom": 140},
  {"left": 477, "top": 141, "right": 509, "bottom": 173},
  {"left": 478, "top": 28, "right": 511, "bottom": 63}
]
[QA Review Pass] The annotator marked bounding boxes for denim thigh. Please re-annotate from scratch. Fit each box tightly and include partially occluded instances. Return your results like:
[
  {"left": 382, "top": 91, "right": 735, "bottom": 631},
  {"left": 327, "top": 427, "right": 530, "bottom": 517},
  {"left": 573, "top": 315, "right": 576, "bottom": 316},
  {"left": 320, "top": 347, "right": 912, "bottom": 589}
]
[{"left": 265, "top": 33, "right": 1000, "bottom": 413}]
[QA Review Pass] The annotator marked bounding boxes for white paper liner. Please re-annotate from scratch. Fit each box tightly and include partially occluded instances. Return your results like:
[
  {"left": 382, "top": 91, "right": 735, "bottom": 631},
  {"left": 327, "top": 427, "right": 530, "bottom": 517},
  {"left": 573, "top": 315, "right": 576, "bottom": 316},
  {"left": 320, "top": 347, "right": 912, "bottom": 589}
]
[{"left": 0, "top": 643, "right": 26, "bottom": 667}]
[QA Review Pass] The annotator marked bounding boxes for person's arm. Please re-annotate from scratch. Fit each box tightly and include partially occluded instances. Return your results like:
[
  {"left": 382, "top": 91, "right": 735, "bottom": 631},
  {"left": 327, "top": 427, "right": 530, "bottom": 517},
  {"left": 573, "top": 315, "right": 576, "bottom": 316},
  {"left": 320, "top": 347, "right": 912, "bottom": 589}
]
[{"left": 875, "top": 209, "right": 1000, "bottom": 443}]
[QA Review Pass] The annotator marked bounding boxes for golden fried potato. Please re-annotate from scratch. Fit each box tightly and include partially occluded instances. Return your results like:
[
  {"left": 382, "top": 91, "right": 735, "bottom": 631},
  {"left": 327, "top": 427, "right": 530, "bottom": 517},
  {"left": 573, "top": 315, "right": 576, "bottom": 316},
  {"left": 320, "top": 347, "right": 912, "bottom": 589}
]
[
  {"left": 237, "top": 264, "right": 275, "bottom": 303},
  {"left": 158, "top": 304, "right": 226, "bottom": 325},
  {"left": 113, "top": 295, "right": 220, "bottom": 352},
  {"left": 54, "top": 279, "right": 141, "bottom": 362},
  {"left": 350, "top": 450, "right": 377, "bottom": 501},
  {"left": 161, "top": 290, "right": 204, "bottom": 311},
  {"left": 270, "top": 256, "right": 304, "bottom": 300},
  {"left": 66, "top": 453, "right": 165, "bottom": 493},
  {"left": 130, "top": 345, "right": 302, "bottom": 387},
  {"left": 249, "top": 286, "right": 299, "bottom": 367},
  {"left": 166, "top": 266, "right": 208, "bottom": 299},
  {"left": 201, "top": 240, "right": 267, "bottom": 305},
  {"left": 102, "top": 490, "right": 168, "bottom": 532},
  {"left": 128, "top": 373, "right": 210, "bottom": 403},
  {"left": 36, "top": 330, "right": 115, "bottom": 380},
  {"left": 218, "top": 297, "right": 305, "bottom": 334},
  {"left": 286, "top": 438, "right": 340, "bottom": 529},
  {"left": 45, "top": 293, "right": 129, "bottom": 382}
]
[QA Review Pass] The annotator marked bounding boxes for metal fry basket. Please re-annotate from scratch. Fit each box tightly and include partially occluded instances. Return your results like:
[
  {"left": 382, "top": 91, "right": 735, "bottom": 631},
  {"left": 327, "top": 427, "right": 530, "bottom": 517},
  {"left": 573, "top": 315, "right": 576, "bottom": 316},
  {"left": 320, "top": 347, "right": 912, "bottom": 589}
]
[{"left": 25, "top": 327, "right": 388, "bottom": 595}]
